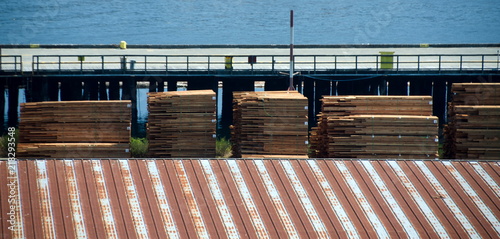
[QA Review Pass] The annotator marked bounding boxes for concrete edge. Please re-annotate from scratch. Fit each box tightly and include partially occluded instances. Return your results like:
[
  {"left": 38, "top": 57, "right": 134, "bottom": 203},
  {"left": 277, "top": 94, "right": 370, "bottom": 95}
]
[{"left": 1, "top": 43, "right": 500, "bottom": 49}]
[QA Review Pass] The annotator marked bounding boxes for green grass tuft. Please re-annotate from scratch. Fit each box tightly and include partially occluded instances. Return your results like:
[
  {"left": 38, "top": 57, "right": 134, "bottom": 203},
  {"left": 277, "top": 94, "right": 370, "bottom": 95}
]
[
  {"left": 0, "top": 129, "right": 19, "bottom": 158},
  {"left": 216, "top": 137, "right": 232, "bottom": 158},
  {"left": 130, "top": 137, "right": 149, "bottom": 158}
]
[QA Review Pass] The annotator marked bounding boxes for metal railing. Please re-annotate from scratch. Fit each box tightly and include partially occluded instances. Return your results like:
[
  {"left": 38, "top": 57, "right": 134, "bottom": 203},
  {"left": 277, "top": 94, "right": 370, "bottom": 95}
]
[
  {"left": 29, "top": 53, "right": 500, "bottom": 75},
  {"left": 0, "top": 55, "right": 23, "bottom": 74}
]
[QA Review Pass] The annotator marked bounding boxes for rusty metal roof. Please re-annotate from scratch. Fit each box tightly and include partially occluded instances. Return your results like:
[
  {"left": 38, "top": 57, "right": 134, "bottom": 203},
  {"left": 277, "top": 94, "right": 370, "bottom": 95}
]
[{"left": 1, "top": 159, "right": 499, "bottom": 238}]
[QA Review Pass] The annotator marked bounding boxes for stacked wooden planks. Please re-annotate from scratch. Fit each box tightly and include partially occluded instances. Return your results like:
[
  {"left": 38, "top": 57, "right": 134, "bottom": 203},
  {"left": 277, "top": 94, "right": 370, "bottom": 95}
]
[
  {"left": 231, "top": 91, "right": 309, "bottom": 158},
  {"left": 18, "top": 101, "right": 131, "bottom": 158},
  {"left": 148, "top": 90, "right": 216, "bottom": 158},
  {"left": 328, "top": 115, "right": 438, "bottom": 159},
  {"left": 445, "top": 83, "right": 500, "bottom": 159},
  {"left": 310, "top": 95, "right": 438, "bottom": 159}
]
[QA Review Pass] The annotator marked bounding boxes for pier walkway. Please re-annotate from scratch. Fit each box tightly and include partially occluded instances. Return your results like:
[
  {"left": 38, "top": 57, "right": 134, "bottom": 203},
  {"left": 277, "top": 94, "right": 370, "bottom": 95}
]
[{"left": 1, "top": 44, "right": 499, "bottom": 76}]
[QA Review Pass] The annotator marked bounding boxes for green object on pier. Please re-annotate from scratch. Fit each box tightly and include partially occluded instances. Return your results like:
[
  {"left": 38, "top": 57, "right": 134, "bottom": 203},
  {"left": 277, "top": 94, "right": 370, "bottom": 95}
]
[{"left": 380, "top": 51, "right": 395, "bottom": 69}]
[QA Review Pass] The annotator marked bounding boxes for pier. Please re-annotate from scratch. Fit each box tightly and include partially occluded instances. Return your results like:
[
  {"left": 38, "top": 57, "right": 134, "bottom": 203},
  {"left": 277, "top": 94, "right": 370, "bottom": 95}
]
[{"left": 1, "top": 44, "right": 499, "bottom": 137}]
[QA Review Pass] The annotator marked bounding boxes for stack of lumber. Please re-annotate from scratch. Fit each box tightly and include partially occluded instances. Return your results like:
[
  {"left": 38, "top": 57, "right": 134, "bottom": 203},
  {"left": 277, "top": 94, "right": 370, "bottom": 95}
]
[
  {"left": 445, "top": 83, "right": 500, "bottom": 159},
  {"left": 310, "top": 95, "right": 438, "bottom": 159},
  {"left": 231, "top": 91, "right": 309, "bottom": 158},
  {"left": 17, "top": 143, "right": 130, "bottom": 158},
  {"left": 328, "top": 115, "right": 438, "bottom": 159},
  {"left": 18, "top": 101, "right": 131, "bottom": 158},
  {"left": 148, "top": 90, "right": 216, "bottom": 158}
]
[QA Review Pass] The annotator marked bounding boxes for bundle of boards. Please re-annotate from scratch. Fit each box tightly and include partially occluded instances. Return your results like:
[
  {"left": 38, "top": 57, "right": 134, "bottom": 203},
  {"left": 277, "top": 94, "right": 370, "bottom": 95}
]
[
  {"left": 231, "top": 91, "right": 309, "bottom": 158},
  {"left": 148, "top": 90, "right": 216, "bottom": 158},
  {"left": 310, "top": 95, "right": 438, "bottom": 159},
  {"left": 445, "top": 83, "right": 500, "bottom": 159},
  {"left": 18, "top": 101, "right": 131, "bottom": 158}
]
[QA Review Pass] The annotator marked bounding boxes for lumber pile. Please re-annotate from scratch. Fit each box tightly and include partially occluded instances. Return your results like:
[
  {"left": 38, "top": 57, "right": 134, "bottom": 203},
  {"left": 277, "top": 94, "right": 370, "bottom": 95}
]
[
  {"left": 328, "top": 115, "right": 438, "bottom": 159},
  {"left": 18, "top": 101, "right": 131, "bottom": 158},
  {"left": 231, "top": 91, "right": 309, "bottom": 158},
  {"left": 310, "top": 95, "right": 438, "bottom": 159},
  {"left": 147, "top": 90, "right": 216, "bottom": 158},
  {"left": 445, "top": 83, "right": 500, "bottom": 159},
  {"left": 17, "top": 143, "right": 130, "bottom": 158}
]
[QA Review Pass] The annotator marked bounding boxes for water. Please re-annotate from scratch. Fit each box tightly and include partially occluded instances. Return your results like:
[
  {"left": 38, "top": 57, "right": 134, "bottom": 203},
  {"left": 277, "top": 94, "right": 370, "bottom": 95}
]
[{"left": 1, "top": 0, "right": 499, "bottom": 45}]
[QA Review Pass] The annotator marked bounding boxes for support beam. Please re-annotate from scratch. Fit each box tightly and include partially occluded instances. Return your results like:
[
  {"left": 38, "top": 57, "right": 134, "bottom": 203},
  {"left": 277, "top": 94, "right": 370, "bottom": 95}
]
[
  {"left": 221, "top": 79, "right": 254, "bottom": 138},
  {"left": 99, "top": 80, "right": 108, "bottom": 100},
  {"left": 122, "top": 78, "right": 138, "bottom": 137},
  {"left": 60, "top": 79, "right": 83, "bottom": 101},
  {"left": 265, "top": 77, "right": 287, "bottom": 91},
  {"left": 0, "top": 79, "right": 5, "bottom": 132},
  {"left": 157, "top": 79, "right": 165, "bottom": 92},
  {"left": 187, "top": 77, "right": 217, "bottom": 91},
  {"left": 7, "top": 79, "right": 19, "bottom": 128},
  {"left": 108, "top": 80, "right": 120, "bottom": 100},
  {"left": 167, "top": 80, "right": 177, "bottom": 92},
  {"left": 47, "top": 79, "right": 59, "bottom": 101}
]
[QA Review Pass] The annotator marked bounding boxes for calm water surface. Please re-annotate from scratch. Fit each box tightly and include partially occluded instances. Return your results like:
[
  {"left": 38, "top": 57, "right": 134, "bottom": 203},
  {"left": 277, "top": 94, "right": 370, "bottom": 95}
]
[{"left": 1, "top": 0, "right": 499, "bottom": 45}]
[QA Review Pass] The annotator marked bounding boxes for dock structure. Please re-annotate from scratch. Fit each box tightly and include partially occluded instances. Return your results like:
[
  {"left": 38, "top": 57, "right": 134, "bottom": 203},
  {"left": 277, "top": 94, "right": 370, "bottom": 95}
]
[{"left": 1, "top": 44, "right": 499, "bottom": 136}]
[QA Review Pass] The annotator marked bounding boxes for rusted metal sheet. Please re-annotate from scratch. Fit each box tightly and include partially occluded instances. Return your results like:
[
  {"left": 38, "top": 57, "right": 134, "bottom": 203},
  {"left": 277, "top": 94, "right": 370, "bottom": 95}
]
[{"left": 1, "top": 159, "right": 499, "bottom": 238}]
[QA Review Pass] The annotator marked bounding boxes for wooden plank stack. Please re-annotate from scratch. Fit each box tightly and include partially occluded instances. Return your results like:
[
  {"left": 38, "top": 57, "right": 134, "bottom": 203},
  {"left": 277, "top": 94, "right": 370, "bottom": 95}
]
[
  {"left": 310, "top": 95, "right": 438, "bottom": 159},
  {"left": 231, "top": 91, "right": 309, "bottom": 158},
  {"left": 445, "top": 83, "right": 500, "bottom": 159},
  {"left": 147, "top": 90, "right": 216, "bottom": 158},
  {"left": 18, "top": 101, "right": 131, "bottom": 158},
  {"left": 328, "top": 115, "right": 438, "bottom": 159}
]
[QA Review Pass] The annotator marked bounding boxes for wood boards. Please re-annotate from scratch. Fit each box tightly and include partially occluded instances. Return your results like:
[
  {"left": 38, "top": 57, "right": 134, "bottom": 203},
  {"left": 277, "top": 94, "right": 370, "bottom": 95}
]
[
  {"left": 310, "top": 95, "right": 438, "bottom": 159},
  {"left": 18, "top": 100, "right": 131, "bottom": 158},
  {"left": 231, "top": 91, "right": 309, "bottom": 157},
  {"left": 147, "top": 90, "right": 216, "bottom": 158},
  {"left": 445, "top": 83, "right": 500, "bottom": 159}
]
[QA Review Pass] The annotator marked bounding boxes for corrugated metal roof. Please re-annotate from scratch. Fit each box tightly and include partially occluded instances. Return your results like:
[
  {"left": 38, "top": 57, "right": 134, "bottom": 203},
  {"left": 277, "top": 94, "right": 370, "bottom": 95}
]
[{"left": 1, "top": 159, "right": 499, "bottom": 238}]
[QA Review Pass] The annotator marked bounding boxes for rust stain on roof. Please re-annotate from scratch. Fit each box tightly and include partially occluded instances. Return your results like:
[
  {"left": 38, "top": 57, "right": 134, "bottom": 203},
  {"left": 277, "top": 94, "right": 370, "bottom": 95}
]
[{"left": 1, "top": 159, "right": 499, "bottom": 238}]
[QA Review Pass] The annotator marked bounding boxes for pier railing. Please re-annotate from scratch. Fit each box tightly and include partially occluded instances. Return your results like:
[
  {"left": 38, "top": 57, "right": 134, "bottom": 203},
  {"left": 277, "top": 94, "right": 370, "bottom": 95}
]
[
  {"left": 22, "top": 53, "right": 500, "bottom": 75},
  {"left": 0, "top": 55, "right": 23, "bottom": 74}
]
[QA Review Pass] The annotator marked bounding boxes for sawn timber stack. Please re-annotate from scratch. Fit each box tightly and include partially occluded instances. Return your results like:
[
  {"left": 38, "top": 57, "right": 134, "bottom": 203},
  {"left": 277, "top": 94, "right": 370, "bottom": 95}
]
[
  {"left": 445, "top": 83, "right": 500, "bottom": 159},
  {"left": 147, "top": 90, "right": 216, "bottom": 158},
  {"left": 231, "top": 91, "right": 309, "bottom": 158},
  {"left": 18, "top": 100, "right": 131, "bottom": 158},
  {"left": 310, "top": 95, "right": 438, "bottom": 159}
]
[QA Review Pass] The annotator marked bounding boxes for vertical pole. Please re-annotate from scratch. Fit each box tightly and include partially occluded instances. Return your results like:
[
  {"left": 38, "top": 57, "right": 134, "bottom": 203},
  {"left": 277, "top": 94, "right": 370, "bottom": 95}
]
[{"left": 288, "top": 10, "right": 295, "bottom": 91}]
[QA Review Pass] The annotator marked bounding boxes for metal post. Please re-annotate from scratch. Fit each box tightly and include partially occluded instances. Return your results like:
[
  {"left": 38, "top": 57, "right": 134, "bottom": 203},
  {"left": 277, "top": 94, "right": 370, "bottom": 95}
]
[
  {"left": 288, "top": 10, "right": 295, "bottom": 91},
  {"left": 187, "top": 56, "right": 189, "bottom": 72},
  {"left": 496, "top": 50, "right": 500, "bottom": 70},
  {"left": 314, "top": 56, "right": 316, "bottom": 74},
  {"left": 438, "top": 55, "right": 441, "bottom": 73},
  {"left": 355, "top": 55, "right": 358, "bottom": 74},
  {"left": 101, "top": 56, "right": 104, "bottom": 73},
  {"left": 481, "top": 55, "right": 484, "bottom": 72},
  {"left": 417, "top": 55, "right": 420, "bottom": 72},
  {"left": 165, "top": 56, "right": 168, "bottom": 73},
  {"left": 460, "top": 55, "right": 463, "bottom": 72},
  {"left": 272, "top": 56, "right": 275, "bottom": 72},
  {"left": 396, "top": 55, "right": 399, "bottom": 72},
  {"left": 208, "top": 56, "right": 211, "bottom": 71},
  {"left": 59, "top": 56, "right": 62, "bottom": 73}
]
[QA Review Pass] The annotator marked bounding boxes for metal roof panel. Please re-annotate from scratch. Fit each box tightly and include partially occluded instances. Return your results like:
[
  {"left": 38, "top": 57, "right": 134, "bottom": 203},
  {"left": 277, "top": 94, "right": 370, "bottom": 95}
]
[{"left": 1, "top": 159, "right": 499, "bottom": 238}]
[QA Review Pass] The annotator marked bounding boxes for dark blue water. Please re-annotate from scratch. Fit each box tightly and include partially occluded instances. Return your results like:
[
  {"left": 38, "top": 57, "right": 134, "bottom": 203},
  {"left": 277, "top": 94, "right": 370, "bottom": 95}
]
[{"left": 1, "top": 0, "right": 499, "bottom": 45}]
